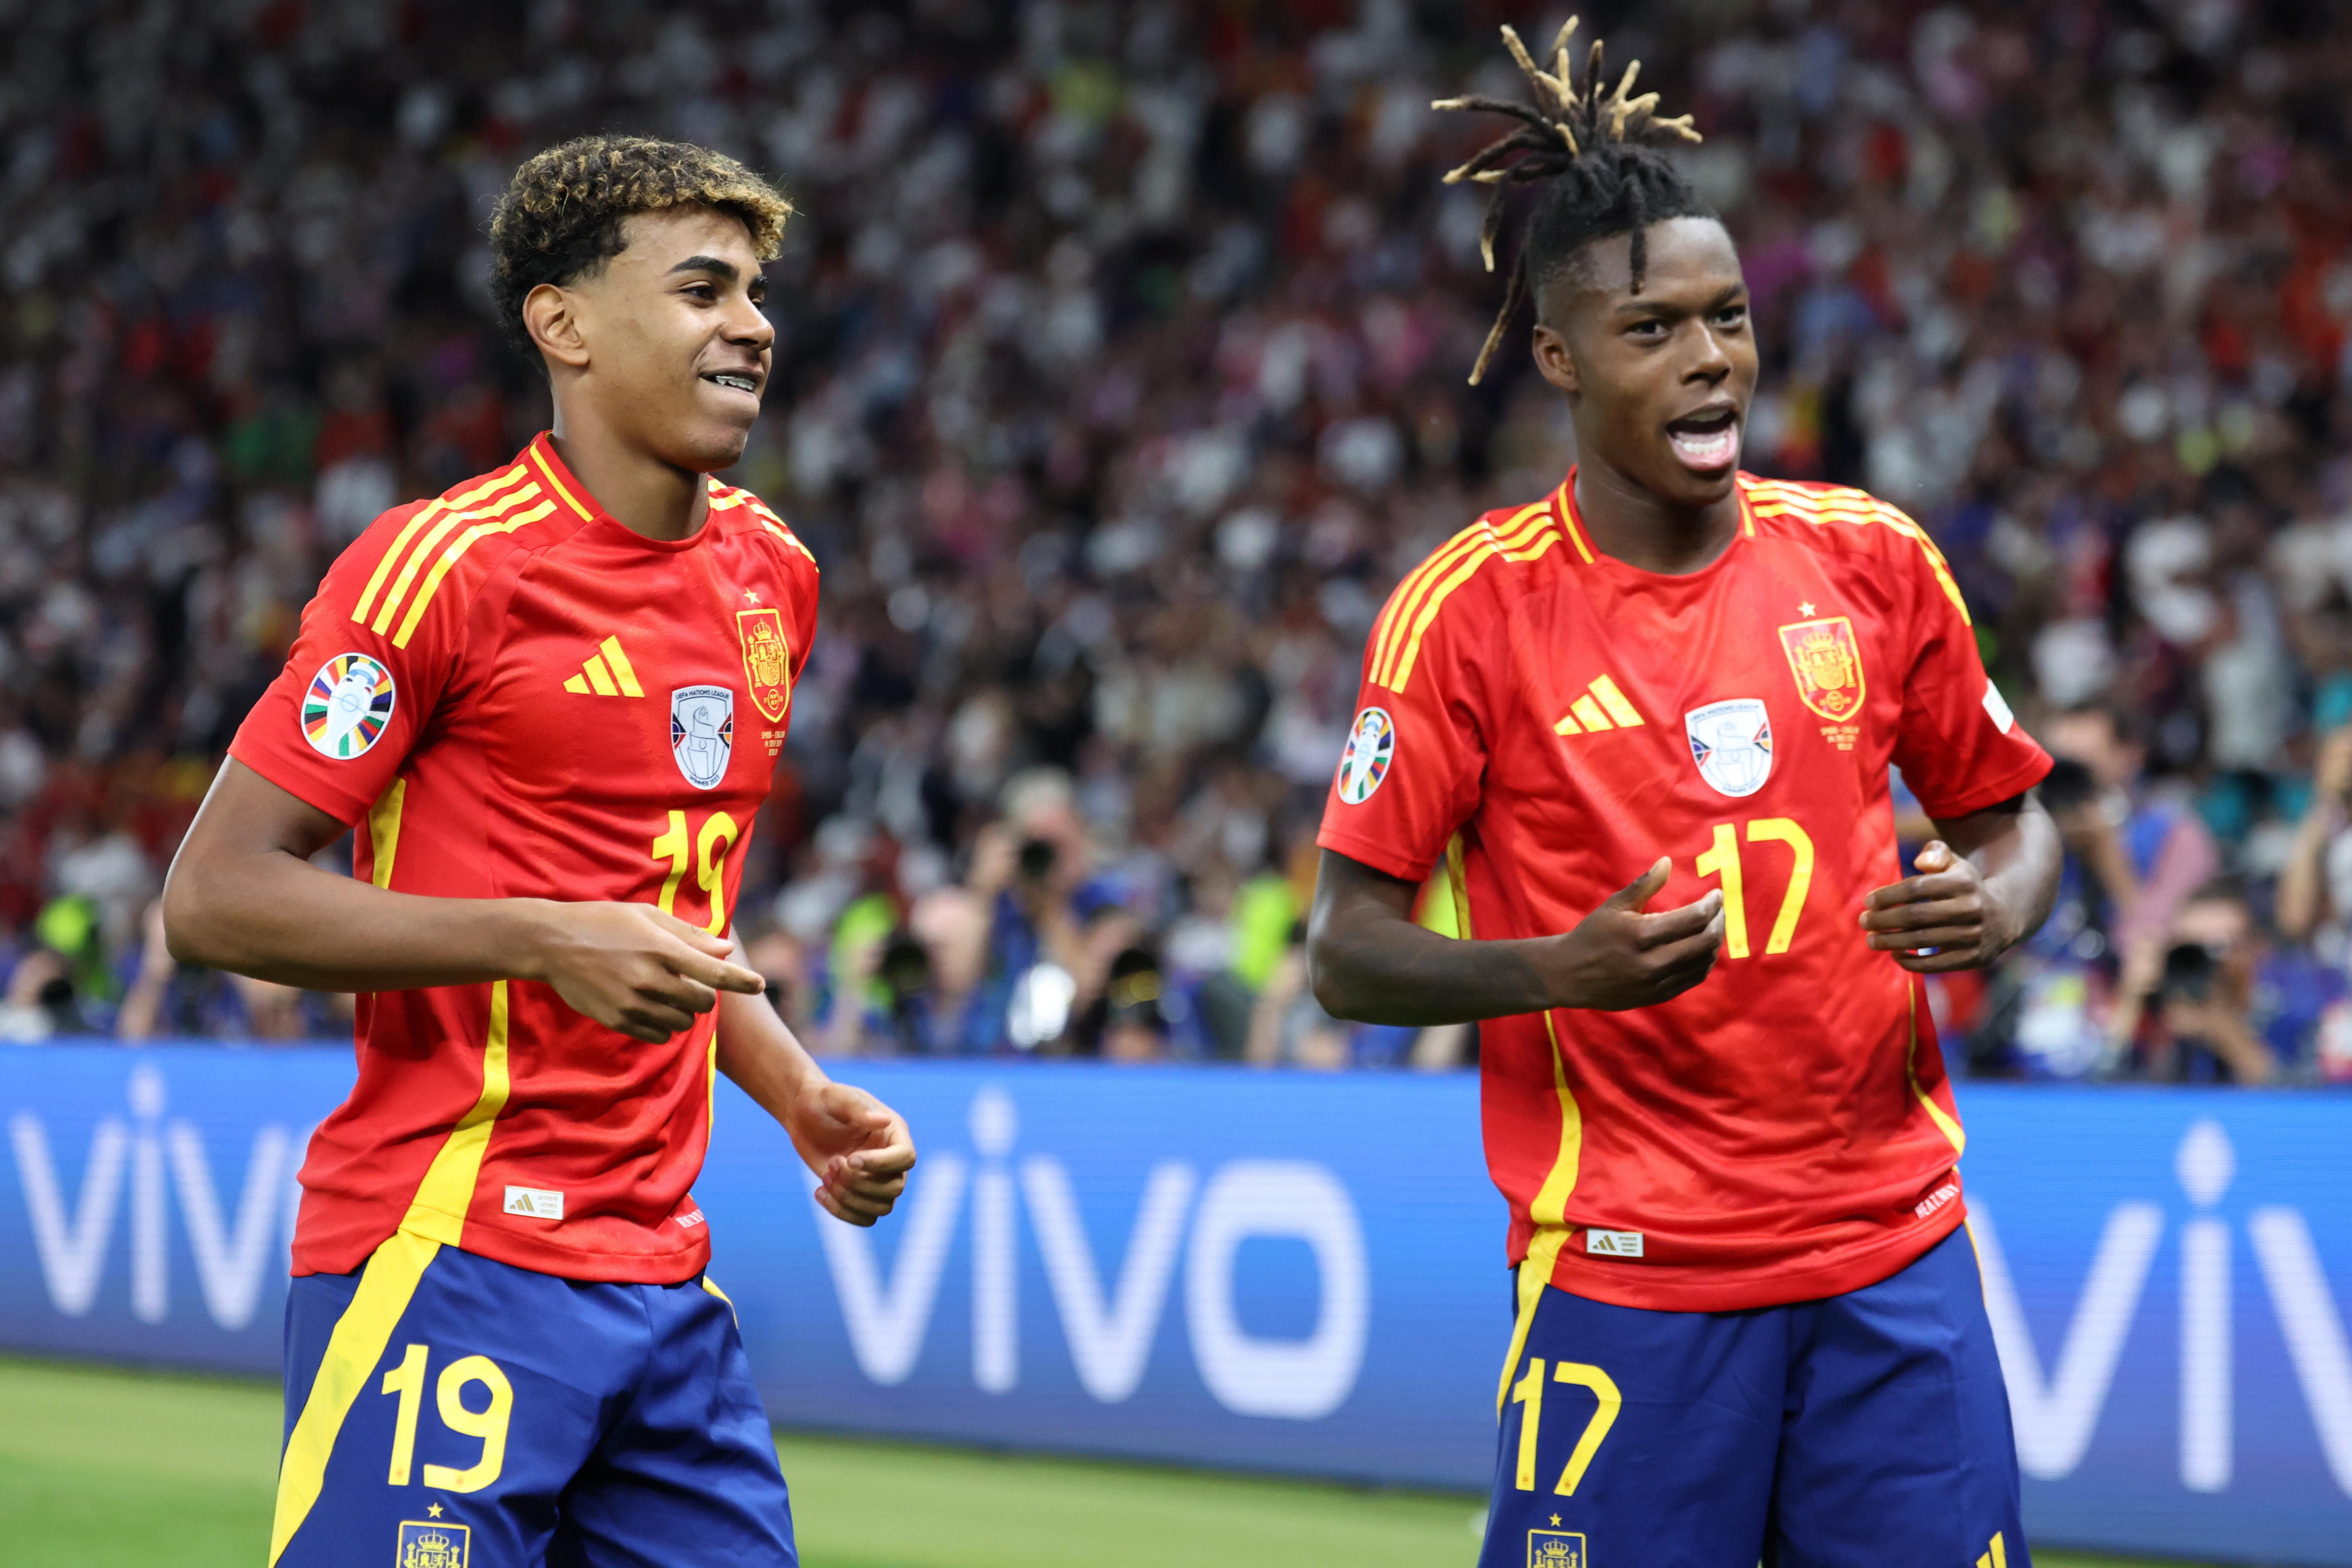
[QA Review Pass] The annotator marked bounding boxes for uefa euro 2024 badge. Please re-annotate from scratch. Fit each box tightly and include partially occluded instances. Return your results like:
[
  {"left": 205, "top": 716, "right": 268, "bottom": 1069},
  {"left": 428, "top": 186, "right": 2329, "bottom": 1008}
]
[
  {"left": 671, "top": 685, "right": 734, "bottom": 789},
  {"left": 1685, "top": 698, "right": 1773, "bottom": 798},
  {"left": 1336, "top": 706, "right": 1395, "bottom": 804},
  {"left": 301, "top": 652, "right": 395, "bottom": 759}
]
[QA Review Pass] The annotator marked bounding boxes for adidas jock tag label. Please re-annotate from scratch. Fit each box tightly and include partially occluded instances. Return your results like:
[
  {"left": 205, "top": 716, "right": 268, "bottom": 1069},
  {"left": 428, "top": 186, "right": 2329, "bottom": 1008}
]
[
  {"left": 502, "top": 1186, "right": 564, "bottom": 1220},
  {"left": 1584, "top": 1228, "right": 1644, "bottom": 1258}
]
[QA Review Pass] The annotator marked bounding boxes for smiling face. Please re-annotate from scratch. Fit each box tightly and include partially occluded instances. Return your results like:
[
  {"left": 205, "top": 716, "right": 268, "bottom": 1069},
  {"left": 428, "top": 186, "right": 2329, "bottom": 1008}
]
[
  {"left": 524, "top": 204, "right": 774, "bottom": 474},
  {"left": 1531, "top": 216, "right": 1757, "bottom": 510}
]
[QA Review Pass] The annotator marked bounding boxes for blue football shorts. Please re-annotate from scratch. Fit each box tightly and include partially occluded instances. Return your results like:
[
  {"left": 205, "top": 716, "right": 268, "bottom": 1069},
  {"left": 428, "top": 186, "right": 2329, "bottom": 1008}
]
[
  {"left": 1479, "top": 1224, "right": 2026, "bottom": 1568},
  {"left": 269, "top": 1230, "right": 795, "bottom": 1568}
]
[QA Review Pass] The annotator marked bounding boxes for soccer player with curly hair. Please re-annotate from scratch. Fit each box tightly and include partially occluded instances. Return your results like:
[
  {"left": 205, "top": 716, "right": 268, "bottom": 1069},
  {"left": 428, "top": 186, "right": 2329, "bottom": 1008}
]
[
  {"left": 165, "top": 136, "right": 910, "bottom": 1567},
  {"left": 1308, "top": 22, "right": 2062, "bottom": 1568}
]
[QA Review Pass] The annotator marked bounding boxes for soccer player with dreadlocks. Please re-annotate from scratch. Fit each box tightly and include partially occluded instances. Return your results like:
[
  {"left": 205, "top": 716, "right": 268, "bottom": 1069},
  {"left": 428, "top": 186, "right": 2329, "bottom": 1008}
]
[
  {"left": 1309, "top": 21, "right": 2060, "bottom": 1567},
  {"left": 165, "top": 137, "right": 914, "bottom": 1566}
]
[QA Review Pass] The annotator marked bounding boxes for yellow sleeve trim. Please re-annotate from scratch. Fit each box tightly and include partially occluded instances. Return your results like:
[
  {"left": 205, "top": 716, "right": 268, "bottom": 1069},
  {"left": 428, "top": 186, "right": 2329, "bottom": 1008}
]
[
  {"left": 350, "top": 466, "right": 530, "bottom": 626},
  {"left": 1368, "top": 502, "right": 1549, "bottom": 687},
  {"left": 1380, "top": 509, "right": 1560, "bottom": 692},
  {"left": 1747, "top": 484, "right": 1971, "bottom": 626},
  {"left": 390, "top": 500, "right": 558, "bottom": 649},
  {"left": 367, "top": 483, "right": 546, "bottom": 637}
]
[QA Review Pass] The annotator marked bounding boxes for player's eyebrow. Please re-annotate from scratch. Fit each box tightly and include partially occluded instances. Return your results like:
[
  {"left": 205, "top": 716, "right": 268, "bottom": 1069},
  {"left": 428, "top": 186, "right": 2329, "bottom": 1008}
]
[
  {"left": 667, "top": 255, "right": 740, "bottom": 282},
  {"left": 1611, "top": 281, "right": 1746, "bottom": 318}
]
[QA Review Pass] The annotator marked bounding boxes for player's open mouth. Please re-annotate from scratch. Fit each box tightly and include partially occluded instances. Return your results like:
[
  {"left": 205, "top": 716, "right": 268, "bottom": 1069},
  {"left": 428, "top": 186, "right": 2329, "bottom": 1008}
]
[
  {"left": 702, "top": 372, "right": 761, "bottom": 397},
  {"left": 1665, "top": 407, "right": 1740, "bottom": 473}
]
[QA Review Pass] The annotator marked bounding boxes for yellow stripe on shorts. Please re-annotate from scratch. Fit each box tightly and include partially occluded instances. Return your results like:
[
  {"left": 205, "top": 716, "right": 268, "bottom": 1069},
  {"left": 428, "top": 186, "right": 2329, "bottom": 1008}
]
[{"left": 267, "top": 1230, "right": 440, "bottom": 1566}]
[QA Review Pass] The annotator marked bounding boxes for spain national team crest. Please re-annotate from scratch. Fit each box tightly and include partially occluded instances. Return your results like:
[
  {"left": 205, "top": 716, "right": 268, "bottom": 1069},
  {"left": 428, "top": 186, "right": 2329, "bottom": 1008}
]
[
  {"left": 301, "top": 652, "right": 395, "bottom": 759},
  {"left": 735, "top": 607, "right": 793, "bottom": 723},
  {"left": 670, "top": 685, "right": 734, "bottom": 789},
  {"left": 1527, "top": 1528, "right": 1587, "bottom": 1567},
  {"left": 1336, "top": 706, "right": 1395, "bottom": 804},
  {"left": 1685, "top": 698, "right": 1773, "bottom": 798},
  {"left": 1778, "top": 615, "right": 1867, "bottom": 721},
  {"left": 396, "top": 1519, "right": 469, "bottom": 1568}
]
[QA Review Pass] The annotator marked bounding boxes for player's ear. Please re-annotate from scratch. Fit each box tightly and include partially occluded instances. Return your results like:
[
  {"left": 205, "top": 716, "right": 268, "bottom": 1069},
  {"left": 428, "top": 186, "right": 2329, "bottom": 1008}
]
[
  {"left": 1532, "top": 321, "right": 1579, "bottom": 398},
  {"left": 524, "top": 283, "right": 591, "bottom": 373}
]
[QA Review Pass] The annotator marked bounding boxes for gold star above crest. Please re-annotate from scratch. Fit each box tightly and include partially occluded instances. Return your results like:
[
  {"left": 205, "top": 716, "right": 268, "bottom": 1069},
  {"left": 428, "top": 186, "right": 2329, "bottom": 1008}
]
[
  {"left": 1798, "top": 601, "right": 1816, "bottom": 616},
  {"left": 426, "top": 1504, "right": 444, "bottom": 1519},
  {"left": 1549, "top": 1513, "right": 1562, "bottom": 1526},
  {"left": 744, "top": 589, "right": 762, "bottom": 604}
]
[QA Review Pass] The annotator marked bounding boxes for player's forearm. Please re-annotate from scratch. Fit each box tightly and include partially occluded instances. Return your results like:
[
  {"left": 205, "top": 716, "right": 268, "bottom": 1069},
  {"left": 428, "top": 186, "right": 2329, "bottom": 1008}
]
[
  {"left": 163, "top": 846, "right": 562, "bottom": 992},
  {"left": 713, "top": 947, "right": 827, "bottom": 1123},
  {"left": 1307, "top": 877, "right": 1554, "bottom": 1025},
  {"left": 1938, "top": 793, "right": 2062, "bottom": 956}
]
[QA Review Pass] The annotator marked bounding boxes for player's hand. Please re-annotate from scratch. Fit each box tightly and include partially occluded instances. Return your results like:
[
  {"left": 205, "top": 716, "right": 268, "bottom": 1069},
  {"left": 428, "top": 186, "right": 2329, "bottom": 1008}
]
[
  {"left": 1543, "top": 858, "right": 1725, "bottom": 1010},
  {"left": 1859, "top": 841, "right": 2013, "bottom": 972},
  {"left": 528, "top": 902, "right": 765, "bottom": 1043},
  {"left": 788, "top": 1080, "right": 917, "bottom": 1226}
]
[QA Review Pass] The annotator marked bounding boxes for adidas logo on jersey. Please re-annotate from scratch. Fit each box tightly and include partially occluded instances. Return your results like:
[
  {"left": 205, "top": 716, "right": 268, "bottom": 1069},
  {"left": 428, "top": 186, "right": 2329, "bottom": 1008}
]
[
  {"left": 562, "top": 636, "right": 644, "bottom": 697},
  {"left": 1553, "top": 675, "right": 1645, "bottom": 737}
]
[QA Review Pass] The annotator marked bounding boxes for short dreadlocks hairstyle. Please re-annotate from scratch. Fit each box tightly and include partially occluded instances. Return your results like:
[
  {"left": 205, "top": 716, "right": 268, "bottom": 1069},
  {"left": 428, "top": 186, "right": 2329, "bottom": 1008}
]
[
  {"left": 1437, "top": 19, "right": 1712, "bottom": 383},
  {"left": 488, "top": 135, "right": 793, "bottom": 365}
]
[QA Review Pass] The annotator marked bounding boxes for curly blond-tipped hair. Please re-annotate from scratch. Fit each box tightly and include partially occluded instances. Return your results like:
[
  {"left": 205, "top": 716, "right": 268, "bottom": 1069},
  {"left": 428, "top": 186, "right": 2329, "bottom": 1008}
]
[{"left": 488, "top": 135, "right": 793, "bottom": 363}]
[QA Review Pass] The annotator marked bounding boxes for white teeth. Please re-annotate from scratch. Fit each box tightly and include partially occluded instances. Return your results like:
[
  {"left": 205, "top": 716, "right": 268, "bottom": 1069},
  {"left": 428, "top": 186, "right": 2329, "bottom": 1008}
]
[
  {"left": 709, "top": 374, "right": 756, "bottom": 393},
  {"left": 1669, "top": 422, "right": 1740, "bottom": 470}
]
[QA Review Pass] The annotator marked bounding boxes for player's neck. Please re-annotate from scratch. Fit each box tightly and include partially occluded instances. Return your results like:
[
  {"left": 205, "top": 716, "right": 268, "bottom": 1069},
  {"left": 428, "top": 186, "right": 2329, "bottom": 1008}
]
[
  {"left": 1572, "top": 461, "right": 1740, "bottom": 576},
  {"left": 547, "top": 411, "right": 709, "bottom": 543}
]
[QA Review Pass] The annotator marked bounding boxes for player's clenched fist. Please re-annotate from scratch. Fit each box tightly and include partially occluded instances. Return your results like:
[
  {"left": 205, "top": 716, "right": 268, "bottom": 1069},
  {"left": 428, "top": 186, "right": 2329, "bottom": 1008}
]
[
  {"left": 787, "top": 1081, "right": 918, "bottom": 1227},
  {"left": 524, "top": 901, "right": 767, "bottom": 1042},
  {"left": 1543, "top": 858, "right": 1726, "bottom": 1010},
  {"left": 1859, "top": 840, "right": 2013, "bottom": 972}
]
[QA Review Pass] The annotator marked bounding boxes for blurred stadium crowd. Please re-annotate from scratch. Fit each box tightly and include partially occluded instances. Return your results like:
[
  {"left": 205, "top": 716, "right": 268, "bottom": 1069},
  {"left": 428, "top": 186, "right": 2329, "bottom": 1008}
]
[{"left": 4, "top": 0, "right": 2352, "bottom": 1082}]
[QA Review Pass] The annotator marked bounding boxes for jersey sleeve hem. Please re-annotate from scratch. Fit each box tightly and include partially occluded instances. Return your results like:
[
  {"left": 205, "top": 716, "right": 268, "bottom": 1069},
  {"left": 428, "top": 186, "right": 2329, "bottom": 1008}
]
[
  {"left": 1314, "top": 824, "right": 1438, "bottom": 885},
  {"left": 226, "top": 739, "right": 375, "bottom": 828},
  {"left": 1907, "top": 751, "right": 2052, "bottom": 822}
]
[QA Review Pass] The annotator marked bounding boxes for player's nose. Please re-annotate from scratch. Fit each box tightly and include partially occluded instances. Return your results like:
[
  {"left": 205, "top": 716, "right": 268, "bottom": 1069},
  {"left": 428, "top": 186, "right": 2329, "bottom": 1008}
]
[
  {"left": 1684, "top": 326, "right": 1732, "bottom": 382},
  {"left": 723, "top": 295, "right": 775, "bottom": 353}
]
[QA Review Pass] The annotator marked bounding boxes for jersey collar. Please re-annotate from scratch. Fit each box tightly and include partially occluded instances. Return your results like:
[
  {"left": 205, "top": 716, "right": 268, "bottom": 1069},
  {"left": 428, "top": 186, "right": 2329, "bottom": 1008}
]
[
  {"left": 521, "top": 431, "right": 727, "bottom": 553},
  {"left": 1553, "top": 465, "right": 1757, "bottom": 574},
  {"left": 523, "top": 433, "right": 602, "bottom": 525}
]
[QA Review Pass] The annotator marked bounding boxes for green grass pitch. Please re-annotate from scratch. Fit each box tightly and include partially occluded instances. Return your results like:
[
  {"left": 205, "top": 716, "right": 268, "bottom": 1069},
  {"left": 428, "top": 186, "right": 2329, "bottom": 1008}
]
[{"left": 0, "top": 1354, "right": 2188, "bottom": 1568}]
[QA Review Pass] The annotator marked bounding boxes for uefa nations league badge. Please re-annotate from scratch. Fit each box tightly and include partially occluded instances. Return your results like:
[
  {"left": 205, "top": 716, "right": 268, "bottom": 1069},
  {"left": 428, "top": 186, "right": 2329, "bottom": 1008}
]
[
  {"left": 1685, "top": 698, "right": 1773, "bottom": 797},
  {"left": 670, "top": 685, "right": 734, "bottom": 789}
]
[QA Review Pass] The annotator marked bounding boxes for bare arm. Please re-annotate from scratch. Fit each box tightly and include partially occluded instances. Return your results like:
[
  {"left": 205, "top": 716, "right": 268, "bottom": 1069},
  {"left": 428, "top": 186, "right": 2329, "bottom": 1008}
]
[
  {"left": 714, "top": 939, "right": 916, "bottom": 1227},
  {"left": 1305, "top": 850, "right": 1725, "bottom": 1027},
  {"left": 1859, "top": 790, "right": 2062, "bottom": 971},
  {"left": 2277, "top": 729, "right": 2352, "bottom": 941},
  {"left": 161, "top": 759, "right": 764, "bottom": 1041}
]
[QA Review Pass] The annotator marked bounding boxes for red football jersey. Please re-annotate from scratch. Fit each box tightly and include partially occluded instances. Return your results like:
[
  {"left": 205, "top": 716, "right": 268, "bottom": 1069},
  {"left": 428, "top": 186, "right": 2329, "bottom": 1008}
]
[
  {"left": 1318, "top": 470, "right": 2050, "bottom": 1313},
  {"left": 230, "top": 433, "right": 817, "bottom": 1284}
]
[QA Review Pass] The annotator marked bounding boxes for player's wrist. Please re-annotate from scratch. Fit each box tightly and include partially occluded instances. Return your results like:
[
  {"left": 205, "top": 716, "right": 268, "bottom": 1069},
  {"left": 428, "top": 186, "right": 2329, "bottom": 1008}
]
[{"left": 490, "top": 897, "right": 564, "bottom": 985}]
